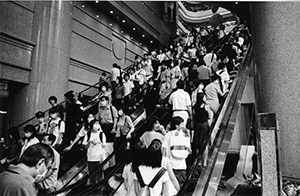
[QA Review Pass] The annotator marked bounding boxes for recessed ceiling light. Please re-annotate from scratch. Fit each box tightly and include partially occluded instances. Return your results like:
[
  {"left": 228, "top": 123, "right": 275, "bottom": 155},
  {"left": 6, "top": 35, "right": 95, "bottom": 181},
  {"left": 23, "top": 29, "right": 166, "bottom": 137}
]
[
  {"left": 96, "top": 15, "right": 99, "bottom": 18},
  {"left": 140, "top": 43, "right": 142, "bottom": 45},
  {"left": 109, "top": 23, "right": 112, "bottom": 26},
  {"left": 82, "top": 5, "right": 85, "bottom": 7},
  {"left": 133, "top": 28, "right": 136, "bottom": 31},
  {"left": 110, "top": 11, "right": 113, "bottom": 14},
  {"left": 235, "top": 2, "right": 238, "bottom": 4},
  {"left": 122, "top": 20, "right": 125, "bottom": 23},
  {"left": 131, "top": 37, "right": 133, "bottom": 40},
  {"left": 150, "top": 40, "right": 153, "bottom": 43},
  {"left": 95, "top": 0, "right": 99, "bottom": 3},
  {"left": 117, "top": 16, "right": 119, "bottom": 19},
  {"left": 121, "top": 31, "right": 124, "bottom": 33},
  {"left": 142, "top": 34, "right": 145, "bottom": 37}
]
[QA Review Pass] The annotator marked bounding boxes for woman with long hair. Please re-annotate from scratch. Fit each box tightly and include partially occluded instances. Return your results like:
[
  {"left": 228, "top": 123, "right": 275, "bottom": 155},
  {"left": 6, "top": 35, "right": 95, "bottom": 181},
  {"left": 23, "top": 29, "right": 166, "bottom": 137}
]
[
  {"left": 82, "top": 119, "right": 106, "bottom": 185},
  {"left": 192, "top": 93, "right": 213, "bottom": 158},
  {"left": 19, "top": 124, "right": 39, "bottom": 158}
]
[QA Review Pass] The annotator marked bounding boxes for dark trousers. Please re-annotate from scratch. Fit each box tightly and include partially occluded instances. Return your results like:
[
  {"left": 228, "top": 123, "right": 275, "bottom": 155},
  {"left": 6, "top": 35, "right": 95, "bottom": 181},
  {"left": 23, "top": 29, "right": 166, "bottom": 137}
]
[
  {"left": 100, "top": 123, "right": 115, "bottom": 142},
  {"left": 88, "top": 161, "right": 102, "bottom": 185},
  {"left": 173, "top": 169, "right": 187, "bottom": 187},
  {"left": 192, "top": 121, "right": 209, "bottom": 154}
]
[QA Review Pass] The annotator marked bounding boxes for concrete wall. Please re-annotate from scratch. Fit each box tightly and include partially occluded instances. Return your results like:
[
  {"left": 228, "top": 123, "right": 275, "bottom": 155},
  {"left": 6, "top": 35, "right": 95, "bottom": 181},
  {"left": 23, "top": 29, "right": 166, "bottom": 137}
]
[
  {"left": 251, "top": 2, "right": 300, "bottom": 180},
  {"left": 1, "top": 1, "right": 165, "bottom": 129}
]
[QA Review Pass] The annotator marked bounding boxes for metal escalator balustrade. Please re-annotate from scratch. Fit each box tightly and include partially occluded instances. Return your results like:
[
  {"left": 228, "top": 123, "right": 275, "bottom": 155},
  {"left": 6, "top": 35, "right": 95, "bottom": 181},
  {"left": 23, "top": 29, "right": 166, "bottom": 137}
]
[
  {"left": 187, "top": 44, "right": 253, "bottom": 196},
  {"left": 175, "top": 25, "right": 249, "bottom": 196}
]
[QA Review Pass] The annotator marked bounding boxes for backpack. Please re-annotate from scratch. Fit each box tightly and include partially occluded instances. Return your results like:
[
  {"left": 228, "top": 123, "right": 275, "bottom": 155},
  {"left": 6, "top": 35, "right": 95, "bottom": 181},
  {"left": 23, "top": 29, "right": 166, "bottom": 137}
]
[
  {"left": 170, "top": 130, "right": 190, "bottom": 159},
  {"left": 47, "top": 119, "right": 63, "bottom": 134},
  {"left": 135, "top": 167, "right": 167, "bottom": 196}
]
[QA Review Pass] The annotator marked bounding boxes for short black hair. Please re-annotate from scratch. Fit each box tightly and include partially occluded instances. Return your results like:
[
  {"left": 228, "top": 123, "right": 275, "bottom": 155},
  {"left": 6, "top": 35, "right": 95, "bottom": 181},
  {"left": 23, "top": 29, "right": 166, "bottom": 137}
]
[
  {"left": 99, "top": 95, "right": 109, "bottom": 101},
  {"left": 48, "top": 96, "right": 58, "bottom": 103},
  {"left": 176, "top": 80, "right": 185, "bottom": 89},
  {"left": 113, "top": 63, "right": 118, "bottom": 68},
  {"left": 35, "top": 111, "right": 45, "bottom": 118},
  {"left": 49, "top": 107, "right": 59, "bottom": 114},
  {"left": 143, "top": 148, "right": 162, "bottom": 168},
  {"left": 19, "top": 143, "right": 54, "bottom": 167},
  {"left": 170, "top": 116, "right": 184, "bottom": 130},
  {"left": 43, "top": 134, "right": 56, "bottom": 145},
  {"left": 64, "top": 90, "right": 74, "bottom": 101}
]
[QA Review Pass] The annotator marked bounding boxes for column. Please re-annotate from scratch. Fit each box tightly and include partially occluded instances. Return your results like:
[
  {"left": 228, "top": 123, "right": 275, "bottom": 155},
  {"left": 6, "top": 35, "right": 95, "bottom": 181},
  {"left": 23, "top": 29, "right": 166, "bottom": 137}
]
[
  {"left": 251, "top": 2, "right": 300, "bottom": 180},
  {"left": 9, "top": 1, "right": 73, "bottom": 126}
]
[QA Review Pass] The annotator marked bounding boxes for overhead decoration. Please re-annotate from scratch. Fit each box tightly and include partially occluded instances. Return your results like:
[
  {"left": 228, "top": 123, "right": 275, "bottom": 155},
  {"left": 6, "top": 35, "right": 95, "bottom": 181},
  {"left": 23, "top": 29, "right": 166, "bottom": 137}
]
[
  {"left": 211, "top": 3, "right": 219, "bottom": 13},
  {"left": 209, "top": 13, "right": 223, "bottom": 27}
]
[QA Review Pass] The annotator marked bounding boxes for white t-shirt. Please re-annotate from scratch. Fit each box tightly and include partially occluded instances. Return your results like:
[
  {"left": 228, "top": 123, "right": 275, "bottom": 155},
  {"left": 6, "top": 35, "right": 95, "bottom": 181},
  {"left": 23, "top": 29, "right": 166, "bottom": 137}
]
[
  {"left": 123, "top": 80, "right": 134, "bottom": 96},
  {"left": 168, "top": 89, "right": 191, "bottom": 111},
  {"left": 133, "top": 166, "right": 170, "bottom": 196},
  {"left": 161, "top": 157, "right": 178, "bottom": 196},
  {"left": 135, "top": 69, "right": 146, "bottom": 85},
  {"left": 203, "top": 53, "right": 217, "bottom": 67},
  {"left": 122, "top": 163, "right": 134, "bottom": 191},
  {"left": 162, "top": 130, "right": 190, "bottom": 170},
  {"left": 111, "top": 67, "right": 121, "bottom": 82},
  {"left": 48, "top": 118, "right": 65, "bottom": 146},
  {"left": 82, "top": 131, "right": 106, "bottom": 162}
]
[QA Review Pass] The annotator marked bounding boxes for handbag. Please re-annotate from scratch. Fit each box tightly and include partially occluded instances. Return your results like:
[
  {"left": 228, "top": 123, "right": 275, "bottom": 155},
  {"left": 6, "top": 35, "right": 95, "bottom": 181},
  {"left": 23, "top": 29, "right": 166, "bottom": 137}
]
[
  {"left": 120, "top": 116, "right": 131, "bottom": 136},
  {"left": 186, "top": 117, "right": 193, "bottom": 130}
]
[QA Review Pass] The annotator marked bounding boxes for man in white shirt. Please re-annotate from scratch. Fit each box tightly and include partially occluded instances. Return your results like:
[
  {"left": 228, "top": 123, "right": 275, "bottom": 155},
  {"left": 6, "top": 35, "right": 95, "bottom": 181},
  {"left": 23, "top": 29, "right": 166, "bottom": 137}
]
[
  {"left": 203, "top": 50, "right": 217, "bottom": 68},
  {"left": 168, "top": 80, "right": 192, "bottom": 126}
]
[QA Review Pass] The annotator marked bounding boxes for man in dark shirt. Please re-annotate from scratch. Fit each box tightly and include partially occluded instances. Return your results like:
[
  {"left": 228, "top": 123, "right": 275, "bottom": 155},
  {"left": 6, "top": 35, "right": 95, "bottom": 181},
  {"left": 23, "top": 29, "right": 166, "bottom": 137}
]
[{"left": 0, "top": 143, "right": 54, "bottom": 196}]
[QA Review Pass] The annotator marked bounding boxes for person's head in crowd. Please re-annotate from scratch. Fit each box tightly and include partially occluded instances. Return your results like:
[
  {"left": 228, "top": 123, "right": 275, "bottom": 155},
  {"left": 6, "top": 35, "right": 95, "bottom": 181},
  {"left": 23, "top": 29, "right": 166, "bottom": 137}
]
[
  {"left": 100, "top": 82, "right": 109, "bottom": 92},
  {"left": 73, "top": 91, "right": 80, "bottom": 102},
  {"left": 117, "top": 107, "right": 126, "bottom": 117},
  {"left": 8, "top": 126, "right": 20, "bottom": 141},
  {"left": 124, "top": 73, "right": 130, "bottom": 82},
  {"left": 158, "top": 48, "right": 163, "bottom": 54},
  {"left": 143, "top": 140, "right": 162, "bottom": 168},
  {"left": 49, "top": 107, "right": 59, "bottom": 120},
  {"left": 176, "top": 80, "right": 185, "bottom": 90},
  {"left": 113, "top": 63, "right": 118, "bottom": 68},
  {"left": 191, "top": 62, "right": 198, "bottom": 70},
  {"left": 48, "top": 96, "right": 58, "bottom": 107},
  {"left": 18, "top": 143, "right": 54, "bottom": 180},
  {"left": 211, "top": 74, "right": 221, "bottom": 83},
  {"left": 148, "top": 77, "right": 155, "bottom": 87},
  {"left": 198, "top": 58, "right": 205, "bottom": 66},
  {"left": 88, "top": 119, "right": 101, "bottom": 134},
  {"left": 23, "top": 124, "right": 37, "bottom": 140},
  {"left": 195, "top": 92, "right": 206, "bottom": 106},
  {"left": 128, "top": 67, "right": 134, "bottom": 75},
  {"left": 148, "top": 139, "right": 162, "bottom": 152},
  {"left": 143, "top": 53, "right": 148, "bottom": 60},
  {"left": 217, "top": 62, "right": 226, "bottom": 71},
  {"left": 35, "top": 111, "right": 45, "bottom": 123},
  {"left": 170, "top": 60, "right": 175, "bottom": 68},
  {"left": 129, "top": 138, "right": 146, "bottom": 173},
  {"left": 170, "top": 116, "right": 184, "bottom": 131},
  {"left": 99, "top": 95, "right": 110, "bottom": 108},
  {"left": 64, "top": 90, "right": 75, "bottom": 103},
  {"left": 83, "top": 113, "right": 94, "bottom": 131},
  {"left": 137, "top": 62, "right": 143, "bottom": 70},
  {"left": 41, "top": 134, "right": 56, "bottom": 146}
]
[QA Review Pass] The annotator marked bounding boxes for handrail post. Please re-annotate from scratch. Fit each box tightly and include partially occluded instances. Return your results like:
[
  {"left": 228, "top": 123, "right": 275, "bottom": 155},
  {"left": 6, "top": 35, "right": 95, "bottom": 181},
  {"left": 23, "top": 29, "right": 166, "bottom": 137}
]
[{"left": 258, "top": 112, "right": 282, "bottom": 196}]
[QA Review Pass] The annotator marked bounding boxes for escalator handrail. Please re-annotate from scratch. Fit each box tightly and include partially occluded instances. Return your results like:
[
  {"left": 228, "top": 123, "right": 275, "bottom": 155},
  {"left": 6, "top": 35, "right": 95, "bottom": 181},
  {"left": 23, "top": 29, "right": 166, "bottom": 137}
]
[
  {"left": 176, "top": 25, "right": 246, "bottom": 196},
  {"left": 61, "top": 90, "right": 174, "bottom": 196},
  {"left": 45, "top": 102, "right": 164, "bottom": 195},
  {"left": 179, "top": 44, "right": 253, "bottom": 196}
]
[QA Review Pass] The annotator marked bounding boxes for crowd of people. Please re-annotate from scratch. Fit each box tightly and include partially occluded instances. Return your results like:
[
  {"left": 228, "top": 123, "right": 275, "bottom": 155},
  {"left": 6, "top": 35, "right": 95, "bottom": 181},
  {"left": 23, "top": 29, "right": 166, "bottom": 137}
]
[{"left": 0, "top": 23, "right": 249, "bottom": 196}]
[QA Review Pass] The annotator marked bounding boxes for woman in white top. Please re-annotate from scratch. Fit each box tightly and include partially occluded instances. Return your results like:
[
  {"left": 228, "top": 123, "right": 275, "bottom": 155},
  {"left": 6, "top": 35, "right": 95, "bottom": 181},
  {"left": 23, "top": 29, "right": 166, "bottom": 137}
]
[
  {"left": 122, "top": 139, "right": 147, "bottom": 196},
  {"left": 170, "top": 60, "right": 182, "bottom": 90},
  {"left": 82, "top": 119, "right": 106, "bottom": 185},
  {"left": 19, "top": 124, "right": 39, "bottom": 158},
  {"left": 133, "top": 142, "right": 170, "bottom": 196}
]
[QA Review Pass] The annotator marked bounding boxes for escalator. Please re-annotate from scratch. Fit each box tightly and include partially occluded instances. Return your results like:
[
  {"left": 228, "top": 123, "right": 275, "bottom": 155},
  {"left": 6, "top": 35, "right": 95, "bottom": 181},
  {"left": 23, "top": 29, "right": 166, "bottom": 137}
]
[{"left": 90, "top": 24, "right": 250, "bottom": 196}]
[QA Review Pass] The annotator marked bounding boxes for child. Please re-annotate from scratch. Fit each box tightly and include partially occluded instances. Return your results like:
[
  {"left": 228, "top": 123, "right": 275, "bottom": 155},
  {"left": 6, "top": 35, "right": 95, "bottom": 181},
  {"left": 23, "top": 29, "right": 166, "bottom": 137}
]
[
  {"left": 47, "top": 107, "right": 65, "bottom": 147},
  {"left": 83, "top": 119, "right": 107, "bottom": 185},
  {"left": 35, "top": 111, "right": 48, "bottom": 139},
  {"left": 19, "top": 124, "right": 39, "bottom": 158}
]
